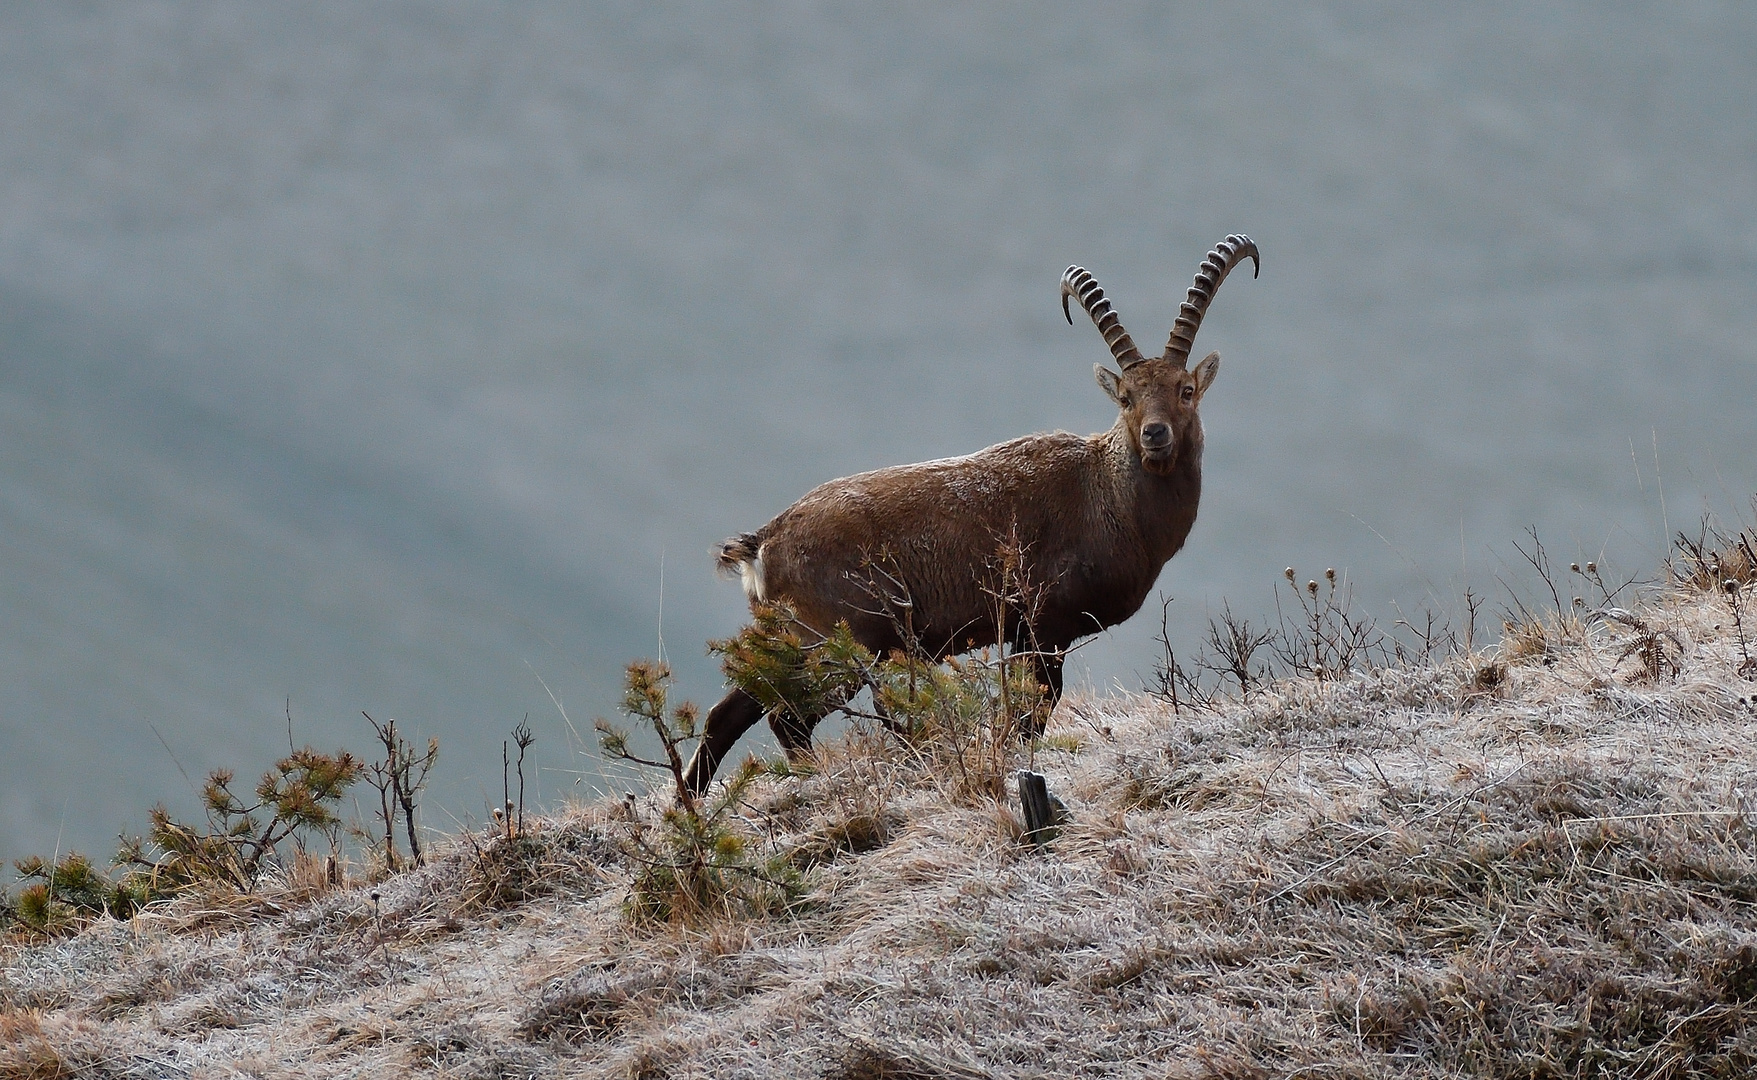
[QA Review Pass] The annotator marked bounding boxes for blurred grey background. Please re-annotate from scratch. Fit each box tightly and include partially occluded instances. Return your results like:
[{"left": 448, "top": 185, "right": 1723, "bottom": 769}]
[{"left": 1, "top": 3, "right": 1753, "bottom": 867}]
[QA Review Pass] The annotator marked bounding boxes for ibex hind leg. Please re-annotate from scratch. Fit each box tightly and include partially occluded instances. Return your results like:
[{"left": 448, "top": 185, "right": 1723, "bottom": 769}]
[{"left": 683, "top": 687, "right": 766, "bottom": 795}]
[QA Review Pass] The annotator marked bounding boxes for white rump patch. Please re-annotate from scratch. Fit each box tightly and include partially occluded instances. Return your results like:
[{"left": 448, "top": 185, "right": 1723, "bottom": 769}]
[{"left": 740, "top": 553, "right": 766, "bottom": 602}]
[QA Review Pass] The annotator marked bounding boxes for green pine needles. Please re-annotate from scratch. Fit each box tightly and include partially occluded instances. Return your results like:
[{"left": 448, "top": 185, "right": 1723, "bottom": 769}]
[
  {"left": 709, "top": 602, "right": 875, "bottom": 737},
  {"left": 596, "top": 600, "right": 1052, "bottom": 928},
  {"left": 3, "top": 746, "right": 362, "bottom": 938},
  {"left": 6, "top": 853, "right": 155, "bottom": 935},
  {"left": 119, "top": 747, "right": 362, "bottom": 893}
]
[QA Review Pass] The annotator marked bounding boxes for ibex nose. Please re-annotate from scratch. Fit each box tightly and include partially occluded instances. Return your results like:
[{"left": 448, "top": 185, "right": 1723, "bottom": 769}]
[{"left": 1140, "top": 422, "right": 1171, "bottom": 449}]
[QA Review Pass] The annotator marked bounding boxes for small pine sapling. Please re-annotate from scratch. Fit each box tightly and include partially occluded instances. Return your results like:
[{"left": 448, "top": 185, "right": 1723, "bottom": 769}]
[
  {"left": 711, "top": 589, "right": 1046, "bottom": 805},
  {"left": 597, "top": 661, "right": 800, "bottom": 924},
  {"left": 862, "top": 649, "right": 1044, "bottom": 805},
  {"left": 120, "top": 747, "right": 361, "bottom": 891},
  {"left": 7, "top": 853, "right": 155, "bottom": 936},
  {"left": 709, "top": 603, "right": 875, "bottom": 755}
]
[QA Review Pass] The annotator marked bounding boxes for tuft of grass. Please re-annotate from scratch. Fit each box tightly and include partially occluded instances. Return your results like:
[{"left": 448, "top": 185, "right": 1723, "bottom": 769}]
[
  {"left": 1675, "top": 511, "right": 1757, "bottom": 594},
  {"left": 1034, "top": 731, "right": 1084, "bottom": 755},
  {"left": 1499, "top": 614, "right": 1557, "bottom": 664},
  {"left": 455, "top": 817, "right": 621, "bottom": 915},
  {"left": 459, "top": 832, "right": 554, "bottom": 912},
  {"left": 0, "top": 1008, "right": 77, "bottom": 1080},
  {"left": 788, "top": 809, "right": 899, "bottom": 871}
]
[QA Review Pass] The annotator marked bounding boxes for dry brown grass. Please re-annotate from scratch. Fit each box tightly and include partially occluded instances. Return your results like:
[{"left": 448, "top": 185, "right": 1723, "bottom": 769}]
[
  {"left": 6, "top": 568, "right": 1757, "bottom": 1077},
  {"left": 1674, "top": 515, "right": 1757, "bottom": 594},
  {"left": 0, "top": 1008, "right": 74, "bottom": 1080}
]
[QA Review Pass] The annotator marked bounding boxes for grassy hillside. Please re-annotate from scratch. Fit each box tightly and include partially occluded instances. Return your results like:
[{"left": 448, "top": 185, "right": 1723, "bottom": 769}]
[{"left": 4, "top": 527, "right": 1757, "bottom": 1079}]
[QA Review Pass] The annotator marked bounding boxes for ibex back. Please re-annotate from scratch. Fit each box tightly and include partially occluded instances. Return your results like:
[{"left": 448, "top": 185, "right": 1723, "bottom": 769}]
[{"left": 683, "top": 235, "right": 1259, "bottom": 792}]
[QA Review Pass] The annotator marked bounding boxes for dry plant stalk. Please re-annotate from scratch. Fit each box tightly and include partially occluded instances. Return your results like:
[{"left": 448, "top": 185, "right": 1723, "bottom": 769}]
[
  {"left": 500, "top": 719, "right": 536, "bottom": 840},
  {"left": 360, "top": 713, "right": 437, "bottom": 871}
]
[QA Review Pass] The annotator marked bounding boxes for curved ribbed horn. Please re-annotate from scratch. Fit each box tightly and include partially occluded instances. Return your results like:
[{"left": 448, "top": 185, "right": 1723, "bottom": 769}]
[
  {"left": 1162, "top": 234, "right": 1259, "bottom": 369},
  {"left": 1061, "top": 266, "right": 1145, "bottom": 369}
]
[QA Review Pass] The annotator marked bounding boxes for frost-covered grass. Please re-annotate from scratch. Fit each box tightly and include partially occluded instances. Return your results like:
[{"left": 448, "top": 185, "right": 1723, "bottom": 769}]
[{"left": 6, "top": 570, "right": 1757, "bottom": 1078}]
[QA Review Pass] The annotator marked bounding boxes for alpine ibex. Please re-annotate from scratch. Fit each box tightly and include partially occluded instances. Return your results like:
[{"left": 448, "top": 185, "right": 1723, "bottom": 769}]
[{"left": 683, "top": 234, "right": 1259, "bottom": 792}]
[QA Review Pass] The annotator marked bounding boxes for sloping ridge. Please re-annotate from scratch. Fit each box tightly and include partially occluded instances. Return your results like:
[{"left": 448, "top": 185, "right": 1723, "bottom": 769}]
[{"left": 4, "top": 562, "right": 1757, "bottom": 1078}]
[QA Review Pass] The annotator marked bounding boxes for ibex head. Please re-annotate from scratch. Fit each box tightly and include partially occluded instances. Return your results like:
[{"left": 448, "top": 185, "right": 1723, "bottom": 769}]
[{"left": 1062, "top": 234, "right": 1259, "bottom": 476}]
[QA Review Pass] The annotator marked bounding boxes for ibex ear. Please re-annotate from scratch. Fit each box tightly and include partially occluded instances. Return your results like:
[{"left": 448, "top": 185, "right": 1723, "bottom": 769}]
[
  {"left": 1192, "top": 351, "right": 1220, "bottom": 398},
  {"left": 1094, "top": 364, "right": 1125, "bottom": 405}
]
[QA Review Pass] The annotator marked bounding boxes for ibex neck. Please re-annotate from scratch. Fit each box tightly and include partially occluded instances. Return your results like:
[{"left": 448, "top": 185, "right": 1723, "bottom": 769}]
[{"left": 1099, "top": 422, "right": 1203, "bottom": 566}]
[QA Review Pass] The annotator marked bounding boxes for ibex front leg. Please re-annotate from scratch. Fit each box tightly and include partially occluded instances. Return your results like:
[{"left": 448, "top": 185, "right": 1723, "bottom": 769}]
[{"left": 1017, "top": 639, "right": 1063, "bottom": 740}]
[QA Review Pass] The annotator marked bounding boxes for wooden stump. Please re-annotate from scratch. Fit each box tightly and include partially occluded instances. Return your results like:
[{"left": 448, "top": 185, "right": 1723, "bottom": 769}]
[{"left": 1017, "top": 769, "right": 1068, "bottom": 845}]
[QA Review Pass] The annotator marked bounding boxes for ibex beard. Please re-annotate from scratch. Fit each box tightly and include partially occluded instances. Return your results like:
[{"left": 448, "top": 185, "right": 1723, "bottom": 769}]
[{"left": 683, "top": 235, "right": 1260, "bottom": 794}]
